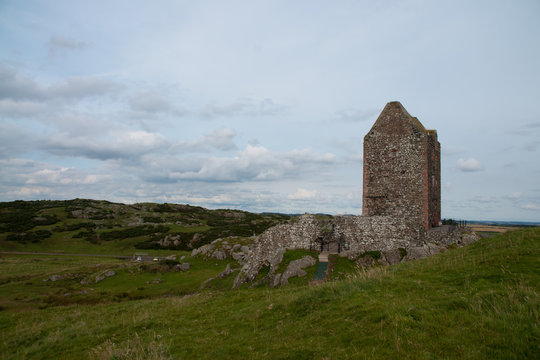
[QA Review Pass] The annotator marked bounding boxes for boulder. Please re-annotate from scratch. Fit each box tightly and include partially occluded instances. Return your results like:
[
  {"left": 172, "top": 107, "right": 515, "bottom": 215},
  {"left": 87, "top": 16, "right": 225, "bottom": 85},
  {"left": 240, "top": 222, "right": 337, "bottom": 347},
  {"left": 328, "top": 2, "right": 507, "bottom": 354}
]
[
  {"left": 271, "top": 273, "right": 282, "bottom": 287},
  {"left": 218, "top": 263, "right": 238, "bottom": 278},
  {"left": 403, "top": 246, "right": 430, "bottom": 261},
  {"left": 232, "top": 252, "right": 245, "bottom": 262},
  {"left": 49, "top": 275, "right": 62, "bottom": 282},
  {"left": 356, "top": 255, "right": 376, "bottom": 268},
  {"left": 427, "top": 243, "right": 445, "bottom": 255},
  {"left": 382, "top": 249, "right": 402, "bottom": 265},
  {"left": 173, "top": 263, "right": 190, "bottom": 272},
  {"left": 95, "top": 270, "right": 116, "bottom": 283},
  {"left": 280, "top": 255, "right": 316, "bottom": 285},
  {"left": 460, "top": 233, "right": 479, "bottom": 246},
  {"left": 212, "top": 250, "right": 227, "bottom": 260},
  {"left": 192, "top": 244, "right": 213, "bottom": 256}
]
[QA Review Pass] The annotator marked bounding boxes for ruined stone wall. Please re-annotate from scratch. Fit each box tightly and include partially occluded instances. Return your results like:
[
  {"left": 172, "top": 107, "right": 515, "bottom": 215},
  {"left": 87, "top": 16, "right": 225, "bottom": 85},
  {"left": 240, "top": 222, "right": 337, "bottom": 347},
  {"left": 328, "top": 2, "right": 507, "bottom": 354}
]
[
  {"left": 233, "top": 214, "right": 321, "bottom": 286},
  {"left": 332, "top": 215, "right": 424, "bottom": 254},
  {"left": 232, "top": 214, "right": 478, "bottom": 288},
  {"left": 233, "top": 213, "right": 425, "bottom": 287}
]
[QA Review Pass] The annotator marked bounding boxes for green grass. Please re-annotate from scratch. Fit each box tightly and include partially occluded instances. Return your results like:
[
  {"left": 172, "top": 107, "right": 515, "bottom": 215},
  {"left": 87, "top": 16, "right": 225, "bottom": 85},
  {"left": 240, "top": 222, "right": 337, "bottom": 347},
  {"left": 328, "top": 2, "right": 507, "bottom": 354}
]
[
  {"left": 275, "top": 249, "right": 318, "bottom": 274},
  {"left": 0, "top": 228, "right": 538, "bottom": 359},
  {"left": 329, "top": 254, "right": 358, "bottom": 280},
  {"left": 0, "top": 253, "right": 234, "bottom": 311}
]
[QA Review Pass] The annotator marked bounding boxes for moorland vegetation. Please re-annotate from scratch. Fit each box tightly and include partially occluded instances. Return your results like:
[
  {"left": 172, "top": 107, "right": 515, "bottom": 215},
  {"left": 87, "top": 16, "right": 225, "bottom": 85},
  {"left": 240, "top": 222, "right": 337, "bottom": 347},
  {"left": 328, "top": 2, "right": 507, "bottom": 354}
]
[{"left": 0, "top": 200, "right": 538, "bottom": 359}]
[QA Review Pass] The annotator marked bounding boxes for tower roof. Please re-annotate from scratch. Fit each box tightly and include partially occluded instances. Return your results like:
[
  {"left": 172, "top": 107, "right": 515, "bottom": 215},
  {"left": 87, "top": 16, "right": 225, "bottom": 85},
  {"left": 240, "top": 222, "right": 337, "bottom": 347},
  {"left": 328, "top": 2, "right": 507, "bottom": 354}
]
[{"left": 368, "top": 101, "right": 430, "bottom": 136}]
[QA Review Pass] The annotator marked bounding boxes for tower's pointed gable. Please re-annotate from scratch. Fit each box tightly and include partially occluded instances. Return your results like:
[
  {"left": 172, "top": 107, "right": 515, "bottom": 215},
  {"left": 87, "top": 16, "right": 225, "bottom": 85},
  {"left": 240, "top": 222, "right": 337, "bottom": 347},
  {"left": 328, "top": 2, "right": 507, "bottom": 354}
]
[{"left": 366, "top": 101, "right": 426, "bottom": 138}]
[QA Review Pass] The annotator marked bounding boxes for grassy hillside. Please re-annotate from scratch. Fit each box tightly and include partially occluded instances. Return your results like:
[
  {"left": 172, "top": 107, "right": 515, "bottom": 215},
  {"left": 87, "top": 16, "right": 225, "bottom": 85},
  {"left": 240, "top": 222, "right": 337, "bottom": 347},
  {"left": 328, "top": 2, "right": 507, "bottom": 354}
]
[
  {"left": 0, "top": 199, "right": 290, "bottom": 255},
  {"left": 0, "top": 227, "right": 538, "bottom": 359}
]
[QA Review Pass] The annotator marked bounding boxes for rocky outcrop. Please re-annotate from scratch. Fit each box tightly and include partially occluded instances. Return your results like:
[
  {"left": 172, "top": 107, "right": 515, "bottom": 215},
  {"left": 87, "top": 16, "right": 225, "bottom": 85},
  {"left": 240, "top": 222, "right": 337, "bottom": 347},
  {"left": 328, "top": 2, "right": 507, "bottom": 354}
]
[
  {"left": 278, "top": 256, "right": 316, "bottom": 286},
  {"left": 174, "top": 263, "right": 190, "bottom": 271},
  {"left": 191, "top": 237, "right": 253, "bottom": 265},
  {"left": 200, "top": 263, "right": 240, "bottom": 289},
  {"left": 233, "top": 215, "right": 321, "bottom": 288},
  {"left": 79, "top": 269, "right": 117, "bottom": 284}
]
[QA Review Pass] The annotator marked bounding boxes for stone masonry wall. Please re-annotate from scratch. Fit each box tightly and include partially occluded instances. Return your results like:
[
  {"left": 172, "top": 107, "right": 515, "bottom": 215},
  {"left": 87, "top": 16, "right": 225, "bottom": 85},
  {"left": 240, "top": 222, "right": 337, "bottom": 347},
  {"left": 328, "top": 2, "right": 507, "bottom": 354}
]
[
  {"left": 233, "top": 214, "right": 426, "bottom": 288},
  {"left": 363, "top": 101, "right": 440, "bottom": 232},
  {"left": 427, "top": 130, "right": 441, "bottom": 227}
]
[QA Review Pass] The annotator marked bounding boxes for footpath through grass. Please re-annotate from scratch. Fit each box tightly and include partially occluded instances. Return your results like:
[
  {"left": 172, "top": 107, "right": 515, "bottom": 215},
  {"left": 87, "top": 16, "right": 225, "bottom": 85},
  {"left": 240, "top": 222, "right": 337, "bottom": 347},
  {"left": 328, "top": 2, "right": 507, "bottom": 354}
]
[{"left": 0, "top": 228, "right": 538, "bottom": 359}]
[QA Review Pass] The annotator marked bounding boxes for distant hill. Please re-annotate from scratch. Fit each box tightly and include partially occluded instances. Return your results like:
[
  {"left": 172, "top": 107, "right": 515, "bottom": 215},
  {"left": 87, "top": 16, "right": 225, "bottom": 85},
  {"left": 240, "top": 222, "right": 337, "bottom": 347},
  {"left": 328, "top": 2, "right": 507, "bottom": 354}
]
[{"left": 0, "top": 199, "right": 291, "bottom": 254}]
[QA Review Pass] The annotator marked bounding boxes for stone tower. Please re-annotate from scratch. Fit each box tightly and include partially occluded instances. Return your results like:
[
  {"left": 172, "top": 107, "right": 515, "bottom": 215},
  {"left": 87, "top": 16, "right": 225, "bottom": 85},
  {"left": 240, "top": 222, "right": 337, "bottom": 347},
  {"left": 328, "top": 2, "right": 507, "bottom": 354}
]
[{"left": 362, "top": 101, "right": 440, "bottom": 231}]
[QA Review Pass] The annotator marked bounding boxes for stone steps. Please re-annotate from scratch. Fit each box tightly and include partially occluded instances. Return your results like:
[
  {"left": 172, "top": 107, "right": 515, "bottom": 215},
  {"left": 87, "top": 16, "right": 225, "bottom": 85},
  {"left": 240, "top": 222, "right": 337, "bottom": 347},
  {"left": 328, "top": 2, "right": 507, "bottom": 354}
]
[
  {"left": 318, "top": 252, "right": 329, "bottom": 262},
  {"left": 313, "top": 252, "right": 330, "bottom": 281}
]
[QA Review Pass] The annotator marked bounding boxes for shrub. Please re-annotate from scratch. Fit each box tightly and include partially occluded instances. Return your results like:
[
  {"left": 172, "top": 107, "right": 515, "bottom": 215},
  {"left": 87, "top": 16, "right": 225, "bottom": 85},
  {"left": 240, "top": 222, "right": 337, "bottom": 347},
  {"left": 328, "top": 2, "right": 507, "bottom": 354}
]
[
  {"left": 359, "top": 250, "right": 382, "bottom": 260},
  {"left": 6, "top": 230, "right": 52, "bottom": 243}
]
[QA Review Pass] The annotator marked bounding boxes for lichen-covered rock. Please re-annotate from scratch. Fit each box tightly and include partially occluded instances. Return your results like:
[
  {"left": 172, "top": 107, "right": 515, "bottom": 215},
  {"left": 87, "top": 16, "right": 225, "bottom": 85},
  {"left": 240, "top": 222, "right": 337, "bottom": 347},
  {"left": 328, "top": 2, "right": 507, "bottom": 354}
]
[
  {"left": 356, "top": 255, "right": 376, "bottom": 268},
  {"left": 94, "top": 270, "right": 116, "bottom": 283},
  {"left": 271, "top": 273, "right": 282, "bottom": 288},
  {"left": 459, "top": 232, "right": 479, "bottom": 246},
  {"left": 212, "top": 250, "right": 227, "bottom": 260},
  {"left": 280, "top": 256, "right": 316, "bottom": 286},
  {"left": 218, "top": 263, "right": 234, "bottom": 278},
  {"left": 191, "top": 244, "right": 214, "bottom": 256},
  {"left": 403, "top": 246, "right": 430, "bottom": 261},
  {"left": 174, "top": 263, "right": 190, "bottom": 271},
  {"left": 426, "top": 243, "right": 445, "bottom": 255},
  {"left": 382, "top": 248, "right": 402, "bottom": 265}
]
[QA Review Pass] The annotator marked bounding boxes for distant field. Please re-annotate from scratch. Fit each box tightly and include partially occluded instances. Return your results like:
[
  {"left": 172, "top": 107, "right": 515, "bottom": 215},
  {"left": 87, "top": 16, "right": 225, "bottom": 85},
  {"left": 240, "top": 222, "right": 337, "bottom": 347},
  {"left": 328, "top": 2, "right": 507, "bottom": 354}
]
[{"left": 468, "top": 225, "right": 519, "bottom": 233}]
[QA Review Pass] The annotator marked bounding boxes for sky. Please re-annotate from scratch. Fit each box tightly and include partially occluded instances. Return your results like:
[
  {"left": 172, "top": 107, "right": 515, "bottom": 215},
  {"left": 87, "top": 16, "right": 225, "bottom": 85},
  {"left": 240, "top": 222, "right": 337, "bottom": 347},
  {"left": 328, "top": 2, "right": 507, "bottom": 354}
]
[{"left": 1, "top": 0, "right": 539, "bottom": 222}]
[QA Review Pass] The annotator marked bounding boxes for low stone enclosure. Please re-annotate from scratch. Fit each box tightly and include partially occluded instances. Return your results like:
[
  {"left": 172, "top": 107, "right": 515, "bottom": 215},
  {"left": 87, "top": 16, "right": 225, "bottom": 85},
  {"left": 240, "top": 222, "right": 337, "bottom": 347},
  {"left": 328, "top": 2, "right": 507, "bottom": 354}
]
[{"left": 232, "top": 214, "right": 478, "bottom": 288}]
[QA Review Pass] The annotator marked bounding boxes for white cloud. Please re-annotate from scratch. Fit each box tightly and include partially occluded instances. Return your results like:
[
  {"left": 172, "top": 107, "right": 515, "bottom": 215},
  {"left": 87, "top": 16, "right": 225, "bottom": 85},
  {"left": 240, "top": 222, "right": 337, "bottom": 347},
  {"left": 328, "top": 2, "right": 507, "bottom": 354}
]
[
  {"left": 128, "top": 91, "right": 186, "bottom": 116},
  {"left": 13, "top": 186, "right": 52, "bottom": 197},
  {"left": 288, "top": 188, "right": 317, "bottom": 200},
  {"left": 48, "top": 76, "right": 120, "bottom": 99},
  {"left": 508, "top": 192, "right": 522, "bottom": 199},
  {"left": 521, "top": 203, "right": 540, "bottom": 211},
  {"left": 456, "top": 158, "right": 484, "bottom": 172},
  {"left": 140, "top": 144, "right": 336, "bottom": 183},
  {"left": 0, "top": 99, "right": 47, "bottom": 117},
  {"left": 45, "top": 130, "right": 168, "bottom": 160},
  {"left": 201, "top": 98, "right": 286, "bottom": 118},
  {"left": 0, "top": 65, "right": 120, "bottom": 101},
  {"left": 171, "top": 128, "right": 238, "bottom": 153}
]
